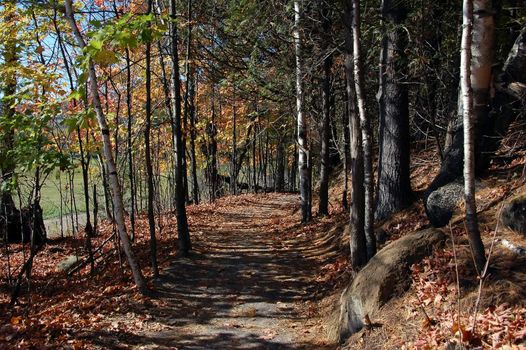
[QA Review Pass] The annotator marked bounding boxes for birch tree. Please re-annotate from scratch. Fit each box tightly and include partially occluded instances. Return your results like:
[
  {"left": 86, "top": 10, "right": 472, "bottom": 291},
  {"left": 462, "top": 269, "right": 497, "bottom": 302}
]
[
  {"left": 344, "top": 0, "right": 368, "bottom": 267},
  {"left": 461, "top": 0, "right": 486, "bottom": 273},
  {"left": 352, "top": 0, "right": 375, "bottom": 259},
  {"left": 145, "top": 0, "right": 159, "bottom": 277},
  {"left": 293, "top": 0, "right": 311, "bottom": 223},
  {"left": 63, "top": 0, "right": 147, "bottom": 293}
]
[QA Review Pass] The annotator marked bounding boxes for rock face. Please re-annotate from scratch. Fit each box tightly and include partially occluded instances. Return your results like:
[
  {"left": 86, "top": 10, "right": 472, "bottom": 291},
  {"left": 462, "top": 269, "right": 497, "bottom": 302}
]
[
  {"left": 501, "top": 196, "right": 526, "bottom": 235},
  {"left": 337, "top": 228, "right": 446, "bottom": 342},
  {"left": 424, "top": 181, "right": 464, "bottom": 227}
]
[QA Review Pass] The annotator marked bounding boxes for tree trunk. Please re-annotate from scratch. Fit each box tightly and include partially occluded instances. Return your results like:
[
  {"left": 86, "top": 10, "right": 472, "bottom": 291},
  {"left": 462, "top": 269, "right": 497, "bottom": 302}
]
[
  {"left": 352, "top": 0, "right": 375, "bottom": 259},
  {"left": 275, "top": 135, "right": 285, "bottom": 192},
  {"left": 231, "top": 86, "right": 238, "bottom": 195},
  {"left": 207, "top": 88, "right": 219, "bottom": 201},
  {"left": 189, "top": 71, "right": 199, "bottom": 204},
  {"left": 252, "top": 120, "right": 257, "bottom": 193},
  {"left": 342, "top": 80, "right": 351, "bottom": 210},
  {"left": 376, "top": 0, "right": 412, "bottom": 223},
  {"left": 182, "top": 0, "right": 193, "bottom": 204},
  {"left": 424, "top": 0, "right": 496, "bottom": 228},
  {"left": 169, "top": 0, "right": 191, "bottom": 256},
  {"left": 54, "top": 7, "right": 95, "bottom": 257},
  {"left": 293, "top": 0, "right": 311, "bottom": 223},
  {"left": 318, "top": 4, "right": 332, "bottom": 216},
  {"left": 125, "top": 48, "right": 136, "bottom": 241},
  {"left": 145, "top": 0, "right": 159, "bottom": 278},
  {"left": 345, "top": 0, "right": 368, "bottom": 267},
  {"left": 77, "top": 128, "right": 94, "bottom": 272},
  {"left": 461, "top": 0, "right": 486, "bottom": 274},
  {"left": 0, "top": 0, "right": 21, "bottom": 243},
  {"left": 64, "top": 0, "right": 147, "bottom": 294}
]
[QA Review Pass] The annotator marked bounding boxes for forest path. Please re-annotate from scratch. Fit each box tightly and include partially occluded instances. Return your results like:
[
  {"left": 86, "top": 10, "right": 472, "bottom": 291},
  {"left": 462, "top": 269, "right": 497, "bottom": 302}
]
[{"left": 138, "top": 193, "right": 335, "bottom": 350}]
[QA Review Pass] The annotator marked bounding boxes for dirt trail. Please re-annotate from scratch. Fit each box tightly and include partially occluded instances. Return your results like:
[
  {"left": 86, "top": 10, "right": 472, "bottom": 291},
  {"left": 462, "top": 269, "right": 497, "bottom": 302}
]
[{"left": 134, "top": 193, "right": 335, "bottom": 350}]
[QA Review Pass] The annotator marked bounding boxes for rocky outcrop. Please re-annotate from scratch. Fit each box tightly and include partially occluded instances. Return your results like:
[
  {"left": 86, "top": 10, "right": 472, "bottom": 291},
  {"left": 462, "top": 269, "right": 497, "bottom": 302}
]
[{"left": 337, "top": 228, "right": 446, "bottom": 342}]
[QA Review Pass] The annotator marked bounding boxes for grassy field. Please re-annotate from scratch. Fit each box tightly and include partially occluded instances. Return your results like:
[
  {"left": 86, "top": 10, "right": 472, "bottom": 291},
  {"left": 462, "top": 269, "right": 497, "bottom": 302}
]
[{"left": 19, "top": 169, "right": 106, "bottom": 220}]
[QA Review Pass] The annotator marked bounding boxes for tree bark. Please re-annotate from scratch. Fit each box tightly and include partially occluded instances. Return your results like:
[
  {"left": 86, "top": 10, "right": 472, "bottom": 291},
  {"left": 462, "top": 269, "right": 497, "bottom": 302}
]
[
  {"left": 64, "top": 0, "right": 147, "bottom": 294},
  {"left": 182, "top": 0, "right": 193, "bottom": 204},
  {"left": 169, "top": 0, "right": 191, "bottom": 256},
  {"left": 352, "top": 0, "right": 375, "bottom": 259},
  {"left": 275, "top": 135, "right": 286, "bottom": 192},
  {"left": 424, "top": 0, "right": 497, "bottom": 228},
  {"left": 125, "top": 48, "right": 136, "bottom": 241},
  {"left": 231, "top": 86, "right": 238, "bottom": 195},
  {"left": 293, "top": 0, "right": 311, "bottom": 223},
  {"left": 145, "top": 0, "right": 159, "bottom": 278},
  {"left": 461, "top": 0, "right": 486, "bottom": 274},
  {"left": 342, "top": 81, "right": 351, "bottom": 210},
  {"left": 376, "top": 0, "right": 412, "bottom": 222},
  {"left": 189, "top": 71, "right": 199, "bottom": 204},
  {"left": 345, "top": 0, "right": 368, "bottom": 268},
  {"left": 318, "top": 4, "right": 332, "bottom": 216}
]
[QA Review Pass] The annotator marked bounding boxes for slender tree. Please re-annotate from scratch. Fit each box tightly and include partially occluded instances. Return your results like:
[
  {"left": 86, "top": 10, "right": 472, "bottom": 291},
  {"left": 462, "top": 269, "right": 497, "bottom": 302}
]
[
  {"left": 293, "top": 0, "right": 311, "bottom": 223},
  {"left": 460, "top": 0, "right": 486, "bottom": 273},
  {"left": 169, "top": 0, "right": 191, "bottom": 256},
  {"left": 145, "top": 0, "right": 159, "bottom": 277},
  {"left": 344, "top": 0, "right": 368, "bottom": 267},
  {"left": 424, "top": 0, "right": 496, "bottom": 228},
  {"left": 124, "top": 48, "right": 137, "bottom": 240},
  {"left": 189, "top": 71, "right": 199, "bottom": 204},
  {"left": 64, "top": 0, "right": 147, "bottom": 293},
  {"left": 352, "top": 0, "right": 375, "bottom": 259},
  {"left": 231, "top": 85, "right": 238, "bottom": 195},
  {"left": 318, "top": 2, "right": 333, "bottom": 216}
]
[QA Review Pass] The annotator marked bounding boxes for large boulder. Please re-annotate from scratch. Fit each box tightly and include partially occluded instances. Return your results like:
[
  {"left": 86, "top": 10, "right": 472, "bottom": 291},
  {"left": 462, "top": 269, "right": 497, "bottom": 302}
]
[
  {"left": 424, "top": 181, "right": 464, "bottom": 227},
  {"left": 337, "top": 228, "right": 446, "bottom": 342},
  {"left": 501, "top": 196, "right": 526, "bottom": 235}
]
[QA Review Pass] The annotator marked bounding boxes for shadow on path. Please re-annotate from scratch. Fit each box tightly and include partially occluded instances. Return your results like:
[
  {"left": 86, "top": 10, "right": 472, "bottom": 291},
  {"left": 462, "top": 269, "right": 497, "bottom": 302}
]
[{"left": 95, "top": 194, "right": 336, "bottom": 350}]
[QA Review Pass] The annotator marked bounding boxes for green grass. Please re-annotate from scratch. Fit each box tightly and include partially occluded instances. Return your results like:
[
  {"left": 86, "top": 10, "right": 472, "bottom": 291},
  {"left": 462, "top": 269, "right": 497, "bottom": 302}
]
[
  {"left": 19, "top": 169, "right": 106, "bottom": 220},
  {"left": 39, "top": 170, "right": 88, "bottom": 219}
]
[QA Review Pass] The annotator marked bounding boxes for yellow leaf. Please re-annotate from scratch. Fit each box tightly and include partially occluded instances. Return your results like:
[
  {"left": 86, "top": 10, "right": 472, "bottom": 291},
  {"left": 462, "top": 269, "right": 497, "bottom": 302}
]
[{"left": 10, "top": 316, "right": 22, "bottom": 325}]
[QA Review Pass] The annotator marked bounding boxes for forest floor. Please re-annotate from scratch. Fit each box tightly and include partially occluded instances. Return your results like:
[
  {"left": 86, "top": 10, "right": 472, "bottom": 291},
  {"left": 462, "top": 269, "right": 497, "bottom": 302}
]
[
  {"left": 1, "top": 193, "right": 347, "bottom": 350},
  {"left": 3, "top": 126, "right": 526, "bottom": 349}
]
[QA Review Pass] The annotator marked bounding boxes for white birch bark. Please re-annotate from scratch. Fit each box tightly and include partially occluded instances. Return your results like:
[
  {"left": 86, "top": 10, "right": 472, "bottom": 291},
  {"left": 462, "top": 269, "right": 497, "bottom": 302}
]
[
  {"left": 293, "top": 0, "right": 311, "bottom": 223},
  {"left": 461, "top": 0, "right": 486, "bottom": 274},
  {"left": 64, "top": 0, "right": 147, "bottom": 293}
]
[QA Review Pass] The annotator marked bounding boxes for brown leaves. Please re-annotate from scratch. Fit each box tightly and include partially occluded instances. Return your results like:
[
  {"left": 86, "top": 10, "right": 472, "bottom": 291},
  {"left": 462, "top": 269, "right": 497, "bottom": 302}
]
[{"left": 408, "top": 249, "right": 526, "bottom": 349}]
